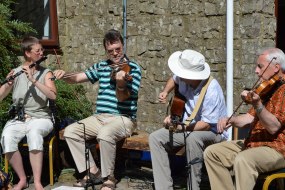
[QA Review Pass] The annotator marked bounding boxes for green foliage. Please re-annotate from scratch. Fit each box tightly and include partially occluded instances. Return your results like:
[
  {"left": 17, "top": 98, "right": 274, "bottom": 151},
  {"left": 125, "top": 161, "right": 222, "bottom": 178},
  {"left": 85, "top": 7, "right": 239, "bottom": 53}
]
[
  {"left": 0, "top": 0, "right": 36, "bottom": 131},
  {"left": 0, "top": 0, "right": 36, "bottom": 76},
  {"left": 0, "top": 96, "right": 12, "bottom": 128},
  {"left": 55, "top": 80, "right": 93, "bottom": 121}
]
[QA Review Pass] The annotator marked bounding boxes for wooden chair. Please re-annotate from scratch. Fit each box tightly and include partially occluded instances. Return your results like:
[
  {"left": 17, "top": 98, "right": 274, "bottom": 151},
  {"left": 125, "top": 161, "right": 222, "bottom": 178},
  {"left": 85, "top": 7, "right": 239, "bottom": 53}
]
[{"left": 4, "top": 100, "right": 59, "bottom": 186}]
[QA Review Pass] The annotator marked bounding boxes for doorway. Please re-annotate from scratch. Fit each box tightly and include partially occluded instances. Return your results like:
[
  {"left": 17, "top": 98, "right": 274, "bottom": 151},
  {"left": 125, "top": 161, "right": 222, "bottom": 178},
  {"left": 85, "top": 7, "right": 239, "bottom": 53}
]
[{"left": 276, "top": 0, "right": 285, "bottom": 51}]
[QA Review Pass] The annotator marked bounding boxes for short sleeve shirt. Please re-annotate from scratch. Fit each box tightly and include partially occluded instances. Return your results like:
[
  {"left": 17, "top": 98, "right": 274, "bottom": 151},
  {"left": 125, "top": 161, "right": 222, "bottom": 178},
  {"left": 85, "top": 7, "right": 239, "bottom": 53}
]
[
  {"left": 85, "top": 60, "right": 141, "bottom": 119},
  {"left": 245, "top": 83, "right": 285, "bottom": 157},
  {"left": 173, "top": 75, "right": 229, "bottom": 139}
]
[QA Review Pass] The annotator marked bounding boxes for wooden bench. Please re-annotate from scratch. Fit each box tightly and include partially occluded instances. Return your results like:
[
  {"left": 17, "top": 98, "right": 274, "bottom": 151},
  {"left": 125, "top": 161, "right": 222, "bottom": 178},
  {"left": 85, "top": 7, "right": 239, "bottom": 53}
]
[
  {"left": 59, "top": 129, "right": 185, "bottom": 157},
  {"left": 119, "top": 130, "right": 185, "bottom": 156}
]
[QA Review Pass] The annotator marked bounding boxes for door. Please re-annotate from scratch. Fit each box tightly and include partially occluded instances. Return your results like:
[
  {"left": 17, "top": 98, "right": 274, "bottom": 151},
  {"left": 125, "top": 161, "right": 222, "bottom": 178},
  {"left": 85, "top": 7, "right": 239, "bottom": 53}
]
[{"left": 276, "top": 0, "right": 285, "bottom": 51}]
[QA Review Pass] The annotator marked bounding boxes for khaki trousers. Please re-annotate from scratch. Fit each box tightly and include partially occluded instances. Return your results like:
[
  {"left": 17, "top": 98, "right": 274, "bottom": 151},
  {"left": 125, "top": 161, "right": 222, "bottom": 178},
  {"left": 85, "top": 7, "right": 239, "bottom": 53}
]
[
  {"left": 204, "top": 140, "right": 285, "bottom": 190},
  {"left": 63, "top": 114, "right": 135, "bottom": 178}
]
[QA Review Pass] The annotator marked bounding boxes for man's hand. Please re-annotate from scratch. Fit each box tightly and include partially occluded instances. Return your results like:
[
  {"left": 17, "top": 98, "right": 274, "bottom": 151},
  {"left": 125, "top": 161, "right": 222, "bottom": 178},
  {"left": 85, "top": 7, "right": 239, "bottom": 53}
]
[
  {"left": 159, "top": 91, "right": 168, "bottom": 103},
  {"left": 115, "top": 70, "right": 127, "bottom": 89},
  {"left": 241, "top": 90, "right": 261, "bottom": 107},
  {"left": 163, "top": 115, "right": 183, "bottom": 131},
  {"left": 163, "top": 115, "right": 172, "bottom": 127},
  {"left": 217, "top": 117, "right": 232, "bottom": 134},
  {"left": 53, "top": 70, "right": 66, "bottom": 80}
]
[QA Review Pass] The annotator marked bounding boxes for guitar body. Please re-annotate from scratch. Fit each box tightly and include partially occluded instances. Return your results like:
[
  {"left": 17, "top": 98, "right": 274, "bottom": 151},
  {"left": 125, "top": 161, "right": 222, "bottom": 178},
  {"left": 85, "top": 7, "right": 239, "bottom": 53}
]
[
  {"left": 169, "top": 84, "right": 186, "bottom": 124},
  {"left": 170, "top": 96, "right": 185, "bottom": 120}
]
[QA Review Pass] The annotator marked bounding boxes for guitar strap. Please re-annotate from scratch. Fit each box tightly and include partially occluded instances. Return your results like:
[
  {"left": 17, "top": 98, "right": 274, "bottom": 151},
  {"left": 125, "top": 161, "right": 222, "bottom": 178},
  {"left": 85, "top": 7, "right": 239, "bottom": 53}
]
[{"left": 184, "top": 76, "right": 213, "bottom": 126}]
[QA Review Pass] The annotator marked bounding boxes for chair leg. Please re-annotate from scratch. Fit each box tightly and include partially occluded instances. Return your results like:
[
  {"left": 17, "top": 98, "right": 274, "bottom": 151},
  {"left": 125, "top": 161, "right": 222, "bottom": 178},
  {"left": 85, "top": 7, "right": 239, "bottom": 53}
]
[
  {"left": 49, "top": 137, "right": 55, "bottom": 186},
  {"left": 4, "top": 155, "right": 9, "bottom": 173}
]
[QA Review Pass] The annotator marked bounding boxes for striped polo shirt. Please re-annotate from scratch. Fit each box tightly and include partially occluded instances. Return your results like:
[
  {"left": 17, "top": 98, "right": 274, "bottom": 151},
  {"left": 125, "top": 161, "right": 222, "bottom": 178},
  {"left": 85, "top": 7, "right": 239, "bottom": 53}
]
[{"left": 85, "top": 60, "right": 141, "bottom": 119}]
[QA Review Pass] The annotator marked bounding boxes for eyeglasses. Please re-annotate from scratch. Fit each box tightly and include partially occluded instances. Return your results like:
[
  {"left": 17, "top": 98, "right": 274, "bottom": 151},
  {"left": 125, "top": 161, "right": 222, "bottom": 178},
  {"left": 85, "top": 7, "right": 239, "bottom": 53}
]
[
  {"left": 106, "top": 47, "right": 122, "bottom": 55},
  {"left": 31, "top": 48, "right": 45, "bottom": 54}
]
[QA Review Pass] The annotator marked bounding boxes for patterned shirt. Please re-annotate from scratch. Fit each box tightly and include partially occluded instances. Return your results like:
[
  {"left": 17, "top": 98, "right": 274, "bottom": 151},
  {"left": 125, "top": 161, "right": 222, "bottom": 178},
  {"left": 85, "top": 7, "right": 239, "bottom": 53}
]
[
  {"left": 174, "top": 75, "right": 229, "bottom": 139},
  {"left": 245, "top": 83, "right": 285, "bottom": 157},
  {"left": 85, "top": 60, "right": 141, "bottom": 119}
]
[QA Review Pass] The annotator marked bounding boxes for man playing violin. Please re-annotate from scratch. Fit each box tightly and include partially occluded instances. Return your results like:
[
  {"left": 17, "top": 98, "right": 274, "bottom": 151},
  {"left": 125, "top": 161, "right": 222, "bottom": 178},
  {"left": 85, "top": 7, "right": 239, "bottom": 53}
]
[
  {"left": 149, "top": 49, "right": 228, "bottom": 190},
  {"left": 204, "top": 48, "right": 285, "bottom": 190},
  {"left": 54, "top": 29, "right": 141, "bottom": 190}
]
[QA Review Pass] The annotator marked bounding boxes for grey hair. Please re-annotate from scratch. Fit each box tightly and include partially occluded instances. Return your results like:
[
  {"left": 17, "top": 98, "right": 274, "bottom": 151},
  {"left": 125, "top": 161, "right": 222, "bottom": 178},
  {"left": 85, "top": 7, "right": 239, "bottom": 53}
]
[{"left": 261, "top": 48, "right": 285, "bottom": 72}]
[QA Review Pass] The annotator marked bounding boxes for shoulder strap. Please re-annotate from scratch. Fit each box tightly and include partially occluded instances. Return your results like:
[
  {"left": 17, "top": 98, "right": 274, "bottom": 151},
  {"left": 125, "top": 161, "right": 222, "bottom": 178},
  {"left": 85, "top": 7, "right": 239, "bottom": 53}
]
[{"left": 184, "top": 76, "right": 214, "bottom": 126}]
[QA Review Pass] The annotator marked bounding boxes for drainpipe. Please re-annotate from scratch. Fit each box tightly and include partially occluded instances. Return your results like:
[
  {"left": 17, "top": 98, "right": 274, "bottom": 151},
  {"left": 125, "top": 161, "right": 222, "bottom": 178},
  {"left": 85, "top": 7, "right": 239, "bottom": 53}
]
[
  {"left": 123, "top": 0, "right": 127, "bottom": 54},
  {"left": 226, "top": 0, "right": 234, "bottom": 140}
]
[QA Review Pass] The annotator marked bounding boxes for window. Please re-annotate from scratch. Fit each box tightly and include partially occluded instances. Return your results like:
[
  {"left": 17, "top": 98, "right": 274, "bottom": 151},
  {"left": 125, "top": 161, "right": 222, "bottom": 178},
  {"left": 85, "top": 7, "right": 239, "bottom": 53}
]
[{"left": 12, "top": 0, "right": 59, "bottom": 48}]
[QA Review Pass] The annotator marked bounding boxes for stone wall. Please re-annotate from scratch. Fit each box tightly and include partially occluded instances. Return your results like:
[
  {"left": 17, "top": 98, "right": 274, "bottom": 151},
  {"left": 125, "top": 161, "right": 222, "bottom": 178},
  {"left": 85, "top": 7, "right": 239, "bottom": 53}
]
[{"left": 55, "top": 0, "right": 276, "bottom": 132}]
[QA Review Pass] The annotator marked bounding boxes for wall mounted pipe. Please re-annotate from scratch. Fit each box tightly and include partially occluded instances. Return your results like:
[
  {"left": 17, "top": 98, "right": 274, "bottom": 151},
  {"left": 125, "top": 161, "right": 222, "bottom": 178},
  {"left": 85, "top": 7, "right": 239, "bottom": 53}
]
[{"left": 226, "top": 0, "right": 234, "bottom": 140}]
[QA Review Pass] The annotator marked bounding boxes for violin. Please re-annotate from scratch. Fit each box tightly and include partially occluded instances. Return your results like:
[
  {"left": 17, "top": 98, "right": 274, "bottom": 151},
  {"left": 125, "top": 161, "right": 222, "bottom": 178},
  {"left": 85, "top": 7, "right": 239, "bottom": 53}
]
[
  {"left": 110, "top": 55, "right": 132, "bottom": 82},
  {"left": 244, "top": 74, "right": 281, "bottom": 104}
]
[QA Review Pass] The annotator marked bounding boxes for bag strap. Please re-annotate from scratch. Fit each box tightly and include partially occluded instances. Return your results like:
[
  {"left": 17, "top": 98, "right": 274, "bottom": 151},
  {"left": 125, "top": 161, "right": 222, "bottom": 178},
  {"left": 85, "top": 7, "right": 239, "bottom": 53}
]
[{"left": 184, "top": 76, "right": 213, "bottom": 126}]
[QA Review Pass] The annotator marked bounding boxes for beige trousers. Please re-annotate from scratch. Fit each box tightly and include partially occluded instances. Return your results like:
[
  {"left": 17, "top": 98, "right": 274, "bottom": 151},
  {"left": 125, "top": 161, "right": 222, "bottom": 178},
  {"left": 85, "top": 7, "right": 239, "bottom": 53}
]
[
  {"left": 204, "top": 140, "right": 285, "bottom": 190},
  {"left": 63, "top": 114, "right": 135, "bottom": 178}
]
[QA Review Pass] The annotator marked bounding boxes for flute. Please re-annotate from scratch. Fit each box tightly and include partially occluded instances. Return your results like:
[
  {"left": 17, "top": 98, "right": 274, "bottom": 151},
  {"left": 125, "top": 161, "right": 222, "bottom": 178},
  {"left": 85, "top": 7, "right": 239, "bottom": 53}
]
[{"left": 0, "top": 56, "right": 47, "bottom": 85}]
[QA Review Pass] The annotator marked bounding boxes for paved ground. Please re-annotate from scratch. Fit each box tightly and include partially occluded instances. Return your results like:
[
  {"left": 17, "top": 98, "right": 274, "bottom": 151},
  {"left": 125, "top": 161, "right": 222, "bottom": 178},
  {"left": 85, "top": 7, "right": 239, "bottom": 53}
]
[
  {"left": 24, "top": 163, "right": 163, "bottom": 190},
  {"left": 10, "top": 155, "right": 268, "bottom": 190},
  {"left": 7, "top": 140, "right": 196, "bottom": 190},
  {"left": 5, "top": 141, "right": 272, "bottom": 189},
  {"left": 15, "top": 153, "right": 194, "bottom": 190}
]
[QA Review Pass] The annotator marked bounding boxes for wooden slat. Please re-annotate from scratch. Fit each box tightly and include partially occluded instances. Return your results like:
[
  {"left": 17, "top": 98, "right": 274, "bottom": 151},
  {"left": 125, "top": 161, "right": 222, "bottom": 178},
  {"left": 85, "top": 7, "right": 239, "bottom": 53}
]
[
  {"left": 121, "top": 130, "right": 150, "bottom": 151},
  {"left": 121, "top": 130, "right": 185, "bottom": 156}
]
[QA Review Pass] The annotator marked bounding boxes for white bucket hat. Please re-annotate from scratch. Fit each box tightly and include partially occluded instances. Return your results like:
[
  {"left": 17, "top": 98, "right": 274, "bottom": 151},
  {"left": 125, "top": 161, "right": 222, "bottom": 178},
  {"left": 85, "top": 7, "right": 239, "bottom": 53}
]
[{"left": 168, "top": 49, "right": 210, "bottom": 80}]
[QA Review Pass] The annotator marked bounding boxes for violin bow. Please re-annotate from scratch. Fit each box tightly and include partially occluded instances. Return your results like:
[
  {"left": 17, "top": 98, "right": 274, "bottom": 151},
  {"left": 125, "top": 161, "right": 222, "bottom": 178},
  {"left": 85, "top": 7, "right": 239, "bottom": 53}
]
[{"left": 227, "top": 56, "right": 277, "bottom": 123}]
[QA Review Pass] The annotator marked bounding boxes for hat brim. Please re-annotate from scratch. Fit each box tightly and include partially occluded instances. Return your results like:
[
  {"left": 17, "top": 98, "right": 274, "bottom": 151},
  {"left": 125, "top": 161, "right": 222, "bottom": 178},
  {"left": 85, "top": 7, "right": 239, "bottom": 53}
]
[{"left": 168, "top": 51, "right": 210, "bottom": 80}]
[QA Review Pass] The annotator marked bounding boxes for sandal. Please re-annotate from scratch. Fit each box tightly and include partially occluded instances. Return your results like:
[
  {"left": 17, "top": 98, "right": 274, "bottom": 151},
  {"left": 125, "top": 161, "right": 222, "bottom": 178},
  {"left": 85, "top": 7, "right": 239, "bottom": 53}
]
[
  {"left": 100, "top": 182, "right": 116, "bottom": 190},
  {"left": 73, "top": 170, "right": 103, "bottom": 187},
  {"left": 100, "top": 177, "right": 117, "bottom": 190}
]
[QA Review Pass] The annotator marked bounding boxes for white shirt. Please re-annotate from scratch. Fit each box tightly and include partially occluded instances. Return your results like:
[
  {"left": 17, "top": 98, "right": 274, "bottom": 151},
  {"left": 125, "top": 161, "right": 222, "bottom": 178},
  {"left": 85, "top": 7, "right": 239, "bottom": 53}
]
[{"left": 173, "top": 75, "right": 229, "bottom": 139}]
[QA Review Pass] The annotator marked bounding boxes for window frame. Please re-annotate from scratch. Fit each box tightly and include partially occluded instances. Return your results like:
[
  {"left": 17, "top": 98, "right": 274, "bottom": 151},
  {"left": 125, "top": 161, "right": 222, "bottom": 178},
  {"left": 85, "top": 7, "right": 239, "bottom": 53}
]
[{"left": 39, "top": 0, "right": 59, "bottom": 48}]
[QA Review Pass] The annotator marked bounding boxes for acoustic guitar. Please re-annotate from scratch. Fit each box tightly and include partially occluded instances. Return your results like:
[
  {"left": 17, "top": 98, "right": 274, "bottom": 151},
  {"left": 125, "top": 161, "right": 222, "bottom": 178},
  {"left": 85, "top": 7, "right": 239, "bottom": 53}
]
[
  {"left": 169, "top": 84, "right": 186, "bottom": 128},
  {"left": 164, "top": 84, "right": 186, "bottom": 151}
]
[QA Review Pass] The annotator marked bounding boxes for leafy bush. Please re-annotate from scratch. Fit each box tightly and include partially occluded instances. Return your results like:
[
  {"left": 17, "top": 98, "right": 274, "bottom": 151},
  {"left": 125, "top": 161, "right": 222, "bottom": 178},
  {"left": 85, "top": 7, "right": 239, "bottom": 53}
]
[
  {"left": 0, "top": 0, "right": 37, "bottom": 73},
  {"left": 54, "top": 80, "right": 93, "bottom": 121}
]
